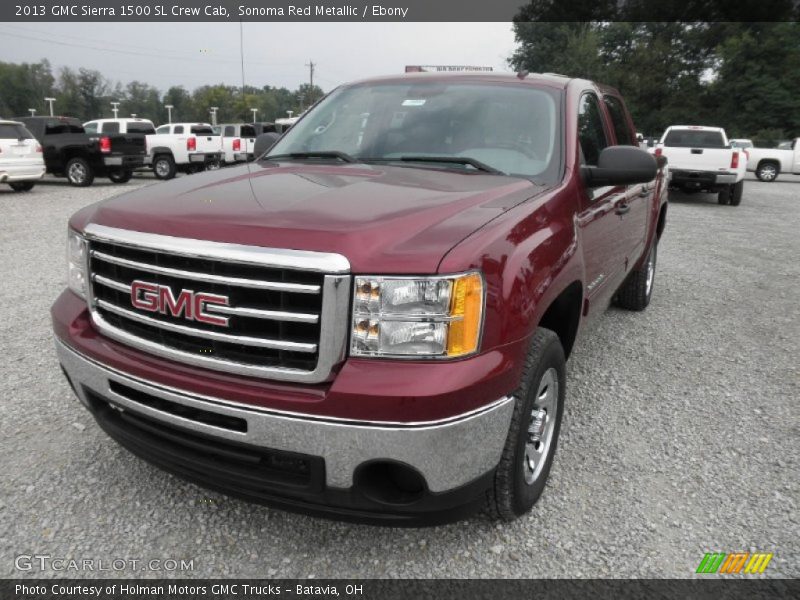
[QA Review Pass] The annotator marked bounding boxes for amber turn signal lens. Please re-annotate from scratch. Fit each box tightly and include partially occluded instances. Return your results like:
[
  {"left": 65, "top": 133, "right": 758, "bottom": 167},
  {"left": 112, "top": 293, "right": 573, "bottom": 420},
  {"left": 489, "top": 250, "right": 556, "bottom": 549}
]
[{"left": 446, "top": 273, "right": 483, "bottom": 357}]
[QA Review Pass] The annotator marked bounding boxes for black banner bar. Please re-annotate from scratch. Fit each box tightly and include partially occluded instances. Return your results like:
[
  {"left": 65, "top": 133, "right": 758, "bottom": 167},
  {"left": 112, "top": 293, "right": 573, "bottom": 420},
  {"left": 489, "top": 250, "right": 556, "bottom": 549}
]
[
  {"left": 2, "top": 0, "right": 800, "bottom": 22},
  {"left": 2, "top": 579, "right": 799, "bottom": 600}
]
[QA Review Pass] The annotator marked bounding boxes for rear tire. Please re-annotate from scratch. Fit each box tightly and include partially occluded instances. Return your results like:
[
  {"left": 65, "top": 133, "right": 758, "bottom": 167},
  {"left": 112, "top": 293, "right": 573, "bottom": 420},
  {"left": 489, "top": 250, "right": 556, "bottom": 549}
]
[
  {"left": 616, "top": 239, "right": 657, "bottom": 311},
  {"left": 9, "top": 181, "right": 35, "bottom": 192},
  {"left": 153, "top": 154, "right": 176, "bottom": 180},
  {"left": 486, "top": 328, "right": 566, "bottom": 521},
  {"left": 65, "top": 157, "right": 94, "bottom": 187},
  {"left": 755, "top": 162, "right": 779, "bottom": 182},
  {"left": 717, "top": 188, "right": 730, "bottom": 205},
  {"left": 108, "top": 170, "right": 133, "bottom": 184},
  {"left": 729, "top": 180, "right": 743, "bottom": 206}
]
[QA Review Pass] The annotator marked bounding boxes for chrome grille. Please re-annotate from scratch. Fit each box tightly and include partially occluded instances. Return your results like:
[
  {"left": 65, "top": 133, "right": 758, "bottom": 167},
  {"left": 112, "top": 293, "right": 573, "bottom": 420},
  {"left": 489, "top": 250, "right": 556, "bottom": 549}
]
[{"left": 83, "top": 224, "right": 351, "bottom": 383}]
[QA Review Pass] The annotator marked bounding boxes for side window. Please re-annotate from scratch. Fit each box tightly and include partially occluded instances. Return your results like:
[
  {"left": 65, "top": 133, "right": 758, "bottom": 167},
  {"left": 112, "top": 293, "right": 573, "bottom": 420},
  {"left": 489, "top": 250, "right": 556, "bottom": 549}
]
[
  {"left": 241, "top": 125, "right": 256, "bottom": 137},
  {"left": 223, "top": 126, "right": 235, "bottom": 137},
  {"left": 156, "top": 125, "right": 170, "bottom": 134},
  {"left": 102, "top": 122, "right": 120, "bottom": 133},
  {"left": 84, "top": 122, "right": 98, "bottom": 134},
  {"left": 603, "top": 96, "right": 635, "bottom": 146},
  {"left": 174, "top": 125, "right": 184, "bottom": 134},
  {"left": 577, "top": 93, "right": 609, "bottom": 166}
]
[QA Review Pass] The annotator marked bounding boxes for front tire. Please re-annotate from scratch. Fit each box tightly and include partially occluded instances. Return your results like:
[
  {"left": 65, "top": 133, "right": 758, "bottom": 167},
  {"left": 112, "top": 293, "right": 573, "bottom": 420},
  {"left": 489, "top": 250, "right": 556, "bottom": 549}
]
[
  {"left": 486, "top": 328, "right": 566, "bottom": 520},
  {"left": 65, "top": 157, "right": 94, "bottom": 187},
  {"left": 9, "top": 181, "right": 35, "bottom": 192},
  {"left": 108, "top": 170, "right": 133, "bottom": 184},
  {"left": 616, "top": 239, "right": 657, "bottom": 311}
]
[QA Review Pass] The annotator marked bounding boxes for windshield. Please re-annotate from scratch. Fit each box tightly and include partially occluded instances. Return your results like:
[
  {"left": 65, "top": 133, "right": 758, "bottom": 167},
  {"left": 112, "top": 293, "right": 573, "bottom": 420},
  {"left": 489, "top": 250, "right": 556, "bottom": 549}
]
[{"left": 267, "top": 81, "right": 562, "bottom": 181}]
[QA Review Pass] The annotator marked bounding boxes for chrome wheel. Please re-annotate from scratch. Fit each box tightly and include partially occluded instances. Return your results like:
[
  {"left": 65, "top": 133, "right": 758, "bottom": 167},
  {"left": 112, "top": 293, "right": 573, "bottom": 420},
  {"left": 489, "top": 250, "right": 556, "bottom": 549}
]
[
  {"left": 645, "top": 245, "right": 656, "bottom": 297},
  {"left": 523, "top": 367, "right": 559, "bottom": 485},
  {"left": 758, "top": 164, "right": 777, "bottom": 181},
  {"left": 68, "top": 162, "right": 86, "bottom": 184},
  {"left": 154, "top": 160, "right": 171, "bottom": 178}
]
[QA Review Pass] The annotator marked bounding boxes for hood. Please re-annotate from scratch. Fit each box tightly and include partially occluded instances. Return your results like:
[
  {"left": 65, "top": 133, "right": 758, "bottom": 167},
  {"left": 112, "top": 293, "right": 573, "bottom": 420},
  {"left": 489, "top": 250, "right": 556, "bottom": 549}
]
[{"left": 73, "top": 161, "right": 548, "bottom": 273}]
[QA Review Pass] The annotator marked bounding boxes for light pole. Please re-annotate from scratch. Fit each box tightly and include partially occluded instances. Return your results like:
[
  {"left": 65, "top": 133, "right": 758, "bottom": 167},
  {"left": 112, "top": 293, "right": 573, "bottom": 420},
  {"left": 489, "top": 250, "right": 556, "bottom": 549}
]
[
  {"left": 110, "top": 101, "right": 120, "bottom": 118},
  {"left": 131, "top": 113, "right": 137, "bottom": 118},
  {"left": 28, "top": 108, "right": 36, "bottom": 117},
  {"left": 287, "top": 110, "right": 294, "bottom": 118},
  {"left": 209, "top": 106, "right": 219, "bottom": 126},
  {"left": 250, "top": 108, "right": 258, "bottom": 122},
  {"left": 44, "top": 97, "right": 56, "bottom": 116},
  {"left": 165, "top": 104, "right": 173, "bottom": 123}
]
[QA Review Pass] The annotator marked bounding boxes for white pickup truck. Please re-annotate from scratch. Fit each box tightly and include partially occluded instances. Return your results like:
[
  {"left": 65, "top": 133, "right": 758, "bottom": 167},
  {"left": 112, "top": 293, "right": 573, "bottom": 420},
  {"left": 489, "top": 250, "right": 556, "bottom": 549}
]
[
  {"left": 745, "top": 138, "right": 800, "bottom": 182},
  {"left": 216, "top": 123, "right": 257, "bottom": 164},
  {"left": 656, "top": 126, "right": 747, "bottom": 206},
  {"left": 146, "top": 123, "right": 222, "bottom": 180}
]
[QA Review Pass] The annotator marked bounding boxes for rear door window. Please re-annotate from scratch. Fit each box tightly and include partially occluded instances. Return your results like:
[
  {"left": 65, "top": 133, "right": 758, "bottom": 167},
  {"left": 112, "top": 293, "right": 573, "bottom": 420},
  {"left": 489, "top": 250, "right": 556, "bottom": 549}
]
[
  {"left": 173, "top": 126, "right": 184, "bottom": 134},
  {"left": 223, "top": 126, "right": 235, "bottom": 137},
  {"left": 101, "top": 122, "right": 120, "bottom": 133}
]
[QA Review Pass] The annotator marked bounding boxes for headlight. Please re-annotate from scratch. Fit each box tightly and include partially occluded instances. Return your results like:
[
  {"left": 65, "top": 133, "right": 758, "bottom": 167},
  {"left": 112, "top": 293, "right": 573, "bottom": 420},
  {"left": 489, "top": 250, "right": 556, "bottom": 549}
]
[
  {"left": 351, "top": 272, "right": 484, "bottom": 358},
  {"left": 67, "top": 229, "right": 87, "bottom": 299}
]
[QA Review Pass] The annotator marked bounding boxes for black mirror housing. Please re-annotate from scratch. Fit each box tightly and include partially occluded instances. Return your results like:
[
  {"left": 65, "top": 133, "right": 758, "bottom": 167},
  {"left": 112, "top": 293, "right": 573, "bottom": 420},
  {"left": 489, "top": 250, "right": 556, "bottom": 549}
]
[
  {"left": 252, "top": 132, "right": 280, "bottom": 159},
  {"left": 582, "top": 146, "right": 658, "bottom": 188}
]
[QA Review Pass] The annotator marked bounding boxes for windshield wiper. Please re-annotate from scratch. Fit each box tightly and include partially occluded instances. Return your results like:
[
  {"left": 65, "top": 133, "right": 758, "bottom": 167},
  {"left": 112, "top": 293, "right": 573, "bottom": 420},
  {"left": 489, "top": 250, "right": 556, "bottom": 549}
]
[
  {"left": 263, "top": 151, "right": 356, "bottom": 163},
  {"left": 365, "top": 155, "right": 504, "bottom": 174}
]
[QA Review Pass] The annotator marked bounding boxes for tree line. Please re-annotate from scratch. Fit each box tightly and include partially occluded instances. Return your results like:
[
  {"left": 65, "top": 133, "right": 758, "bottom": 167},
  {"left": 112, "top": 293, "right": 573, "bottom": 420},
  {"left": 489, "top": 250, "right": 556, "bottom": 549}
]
[
  {"left": 510, "top": 21, "right": 800, "bottom": 146},
  {"left": 0, "top": 59, "right": 325, "bottom": 125}
]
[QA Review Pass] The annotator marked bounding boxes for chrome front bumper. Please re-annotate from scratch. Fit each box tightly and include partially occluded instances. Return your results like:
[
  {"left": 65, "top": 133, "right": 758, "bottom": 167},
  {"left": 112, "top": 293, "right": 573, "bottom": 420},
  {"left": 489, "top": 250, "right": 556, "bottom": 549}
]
[{"left": 56, "top": 339, "right": 514, "bottom": 493}]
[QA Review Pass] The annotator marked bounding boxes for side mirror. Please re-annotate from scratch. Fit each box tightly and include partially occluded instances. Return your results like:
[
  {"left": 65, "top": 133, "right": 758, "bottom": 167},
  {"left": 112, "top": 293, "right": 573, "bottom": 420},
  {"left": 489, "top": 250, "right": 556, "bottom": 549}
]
[
  {"left": 582, "top": 146, "right": 658, "bottom": 188},
  {"left": 252, "top": 132, "right": 280, "bottom": 159}
]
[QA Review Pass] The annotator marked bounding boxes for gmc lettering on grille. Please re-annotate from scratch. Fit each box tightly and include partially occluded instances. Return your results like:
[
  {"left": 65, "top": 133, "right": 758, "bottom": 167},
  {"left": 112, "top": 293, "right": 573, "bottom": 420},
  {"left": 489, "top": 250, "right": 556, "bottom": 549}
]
[{"left": 130, "top": 280, "right": 229, "bottom": 327}]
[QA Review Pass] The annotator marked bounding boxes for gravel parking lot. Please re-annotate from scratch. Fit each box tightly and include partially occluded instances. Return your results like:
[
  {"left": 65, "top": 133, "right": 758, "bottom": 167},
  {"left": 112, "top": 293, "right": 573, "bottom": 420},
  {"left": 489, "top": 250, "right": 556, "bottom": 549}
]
[{"left": 1, "top": 172, "right": 797, "bottom": 579}]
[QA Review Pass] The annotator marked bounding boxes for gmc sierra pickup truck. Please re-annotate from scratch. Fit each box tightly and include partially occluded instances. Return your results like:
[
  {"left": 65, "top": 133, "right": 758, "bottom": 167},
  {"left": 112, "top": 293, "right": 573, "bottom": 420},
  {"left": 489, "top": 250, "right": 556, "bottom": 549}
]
[
  {"left": 656, "top": 125, "right": 746, "bottom": 205},
  {"left": 18, "top": 116, "right": 146, "bottom": 186},
  {"left": 52, "top": 73, "right": 667, "bottom": 525},
  {"left": 146, "top": 123, "right": 223, "bottom": 179}
]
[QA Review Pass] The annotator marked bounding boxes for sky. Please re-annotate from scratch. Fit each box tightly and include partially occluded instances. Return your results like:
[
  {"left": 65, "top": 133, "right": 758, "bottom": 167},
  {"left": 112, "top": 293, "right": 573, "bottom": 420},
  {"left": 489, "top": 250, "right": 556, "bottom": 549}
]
[{"left": 0, "top": 22, "right": 517, "bottom": 92}]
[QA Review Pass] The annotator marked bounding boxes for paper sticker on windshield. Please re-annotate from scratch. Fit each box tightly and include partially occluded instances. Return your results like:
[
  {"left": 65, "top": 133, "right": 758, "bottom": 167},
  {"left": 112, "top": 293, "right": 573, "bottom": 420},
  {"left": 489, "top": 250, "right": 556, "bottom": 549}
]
[{"left": 402, "top": 99, "right": 426, "bottom": 106}]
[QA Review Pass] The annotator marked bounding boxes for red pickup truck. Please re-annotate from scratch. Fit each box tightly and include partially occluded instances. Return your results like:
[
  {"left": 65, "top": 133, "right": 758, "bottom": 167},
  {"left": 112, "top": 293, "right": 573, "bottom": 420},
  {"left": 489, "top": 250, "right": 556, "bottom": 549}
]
[{"left": 52, "top": 73, "right": 667, "bottom": 525}]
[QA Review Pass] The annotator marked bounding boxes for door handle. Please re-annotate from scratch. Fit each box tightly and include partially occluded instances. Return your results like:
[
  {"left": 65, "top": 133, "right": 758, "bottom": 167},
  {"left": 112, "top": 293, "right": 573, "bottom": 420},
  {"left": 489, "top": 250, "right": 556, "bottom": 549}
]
[{"left": 615, "top": 202, "right": 631, "bottom": 215}]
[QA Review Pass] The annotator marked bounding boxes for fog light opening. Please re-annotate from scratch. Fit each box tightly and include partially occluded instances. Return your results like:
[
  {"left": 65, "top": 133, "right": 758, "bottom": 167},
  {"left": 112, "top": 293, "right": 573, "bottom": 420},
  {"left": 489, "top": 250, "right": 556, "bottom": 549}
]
[{"left": 355, "top": 461, "right": 427, "bottom": 506}]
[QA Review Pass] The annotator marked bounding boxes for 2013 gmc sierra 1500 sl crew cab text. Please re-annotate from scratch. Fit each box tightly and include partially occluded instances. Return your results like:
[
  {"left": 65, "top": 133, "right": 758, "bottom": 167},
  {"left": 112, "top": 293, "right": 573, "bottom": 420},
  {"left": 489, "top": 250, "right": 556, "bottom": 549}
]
[{"left": 52, "top": 73, "right": 668, "bottom": 525}]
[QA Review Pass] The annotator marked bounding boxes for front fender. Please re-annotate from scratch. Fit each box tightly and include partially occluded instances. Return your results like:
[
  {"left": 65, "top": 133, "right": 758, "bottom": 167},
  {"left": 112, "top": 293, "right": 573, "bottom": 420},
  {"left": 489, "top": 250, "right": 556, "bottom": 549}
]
[{"left": 439, "top": 184, "right": 583, "bottom": 351}]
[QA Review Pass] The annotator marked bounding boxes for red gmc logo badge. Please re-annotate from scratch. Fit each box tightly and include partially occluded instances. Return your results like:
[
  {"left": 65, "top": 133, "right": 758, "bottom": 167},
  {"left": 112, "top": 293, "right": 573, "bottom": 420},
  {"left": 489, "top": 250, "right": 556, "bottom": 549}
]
[{"left": 130, "top": 280, "right": 230, "bottom": 327}]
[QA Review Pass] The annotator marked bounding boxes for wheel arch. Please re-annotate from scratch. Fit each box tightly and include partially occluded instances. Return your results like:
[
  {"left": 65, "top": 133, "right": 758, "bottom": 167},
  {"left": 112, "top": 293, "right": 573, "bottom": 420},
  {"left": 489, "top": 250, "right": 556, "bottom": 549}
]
[
  {"left": 757, "top": 158, "right": 781, "bottom": 173},
  {"left": 535, "top": 280, "right": 583, "bottom": 359}
]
